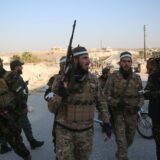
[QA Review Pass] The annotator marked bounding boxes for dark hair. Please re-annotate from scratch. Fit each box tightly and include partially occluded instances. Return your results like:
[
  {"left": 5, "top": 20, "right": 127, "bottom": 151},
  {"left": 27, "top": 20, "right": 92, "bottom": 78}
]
[{"left": 146, "top": 58, "right": 159, "bottom": 74}]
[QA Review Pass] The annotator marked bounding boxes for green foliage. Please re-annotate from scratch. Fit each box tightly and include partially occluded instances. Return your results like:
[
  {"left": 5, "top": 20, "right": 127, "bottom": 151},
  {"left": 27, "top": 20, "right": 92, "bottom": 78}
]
[
  {"left": 21, "top": 52, "right": 32, "bottom": 63},
  {"left": 10, "top": 52, "right": 42, "bottom": 63},
  {"left": 10, "top": 54, "right": 21, "bottom": 61}
]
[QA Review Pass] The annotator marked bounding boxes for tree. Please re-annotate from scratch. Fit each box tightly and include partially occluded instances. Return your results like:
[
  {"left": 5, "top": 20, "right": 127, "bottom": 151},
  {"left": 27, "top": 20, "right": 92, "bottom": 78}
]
[
  {"left": 21, "top": 52, "right": 32, "bottom": 63},
  {"left": 10, "top": 54, "right": 21, "bottom": 61}
]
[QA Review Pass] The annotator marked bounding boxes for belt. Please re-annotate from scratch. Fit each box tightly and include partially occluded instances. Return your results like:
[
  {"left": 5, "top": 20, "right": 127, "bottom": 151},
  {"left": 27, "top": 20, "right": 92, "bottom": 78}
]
[
  {"left": 56, "top": 122, "right": 93, "bottom": 132},
  {"left": 68, "top": 100, "right": 94, "bottom": 105}
]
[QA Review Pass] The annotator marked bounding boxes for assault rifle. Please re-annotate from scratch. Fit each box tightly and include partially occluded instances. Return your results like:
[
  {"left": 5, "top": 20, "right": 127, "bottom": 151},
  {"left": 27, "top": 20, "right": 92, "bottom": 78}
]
[{"left": 63, "top": 20, "right": 76, "bottom": 84}]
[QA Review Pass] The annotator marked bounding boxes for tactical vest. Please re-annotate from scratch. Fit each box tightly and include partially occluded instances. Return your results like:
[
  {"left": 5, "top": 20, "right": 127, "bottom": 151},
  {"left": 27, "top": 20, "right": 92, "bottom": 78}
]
[
  {"left": 0, "top": 72, "right": 16, "bottom": 109},
  {"left": 56, "top": 73, "right": 97, "bottom": 130},
  {"left": 112, "top": 72, "right": 142, "bottom": 108}
]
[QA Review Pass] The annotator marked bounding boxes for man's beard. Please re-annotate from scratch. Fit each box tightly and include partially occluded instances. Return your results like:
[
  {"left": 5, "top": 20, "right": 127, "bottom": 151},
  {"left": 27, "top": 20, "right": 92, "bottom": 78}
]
[
  {"left": 119, "top": 67, "right": 132, "bottom": 79},
  {"left": 75, "top": 62, "right": 88, "bottom": 75},
  {"left": 74, "top": 62, "right": 88, "bottom": 82},
  {"left": 17, "top": 69, "right": 22, "bottom": 74}
]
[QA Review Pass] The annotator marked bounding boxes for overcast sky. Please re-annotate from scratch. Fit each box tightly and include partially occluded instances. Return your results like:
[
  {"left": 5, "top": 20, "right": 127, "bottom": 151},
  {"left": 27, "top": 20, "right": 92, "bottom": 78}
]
[{"left": 0, "top": 0, "right": 159, "bottom": 52}]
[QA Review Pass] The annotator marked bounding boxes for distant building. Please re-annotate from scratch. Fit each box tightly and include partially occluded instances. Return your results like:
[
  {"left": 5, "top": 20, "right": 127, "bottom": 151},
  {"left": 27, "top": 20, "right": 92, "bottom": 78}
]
[{"left": 51, "top": 47, "right": 66, "bottom": 54}]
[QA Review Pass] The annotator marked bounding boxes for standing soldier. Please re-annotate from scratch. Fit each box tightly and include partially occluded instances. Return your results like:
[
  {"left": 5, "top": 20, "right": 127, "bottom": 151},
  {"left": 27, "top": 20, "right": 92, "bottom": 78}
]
[
  {"left": 44, "top": 56, "right": 66, "bottom": 102},
  {"left": 99, "top": 67, "right": 110, "bottom": 89},
  {"left": 143, "top": 57, "right": 160, "bottom": 160},
  {"left": 0, "top": 58, "right": 31, "bottom": 160},
  {"left": 0, "top": 59, "right": 12, "bottom": 154},
  {"left": 104, "top": 51, "right": 144, "bottom": 160},
  {"left": 6, "top": 60, "right": 44, "bottom": 149},
  {"left": 98, "top": 67, "right": 110, "bottom": 121},
  {"left": 48, "top": 45, "right": 112, "bottom": 160}
]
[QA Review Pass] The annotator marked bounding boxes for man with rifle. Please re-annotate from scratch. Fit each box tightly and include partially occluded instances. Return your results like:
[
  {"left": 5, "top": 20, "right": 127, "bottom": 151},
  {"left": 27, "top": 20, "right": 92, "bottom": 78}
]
[{"left": 48, "top": 21, "right": 112, "bottom": 160}]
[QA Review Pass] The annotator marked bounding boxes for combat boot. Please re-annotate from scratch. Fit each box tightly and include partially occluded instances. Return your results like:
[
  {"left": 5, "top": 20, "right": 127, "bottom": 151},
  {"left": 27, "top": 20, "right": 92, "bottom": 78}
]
[
  {"left": 29, "top": 139, "right": 44, "bottom": 149},
  {"left": 23, "top": 154, "right": 32, "bottom": 160},
  {"left": 0, "top": 143, "right": 12, "bottom": 154}
]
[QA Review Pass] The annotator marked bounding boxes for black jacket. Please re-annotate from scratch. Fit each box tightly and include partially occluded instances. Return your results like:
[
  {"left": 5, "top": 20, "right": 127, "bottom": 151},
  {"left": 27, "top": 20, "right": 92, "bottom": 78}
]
[{"left": 144, "top": 70, "right": 160, "bottom": 124}]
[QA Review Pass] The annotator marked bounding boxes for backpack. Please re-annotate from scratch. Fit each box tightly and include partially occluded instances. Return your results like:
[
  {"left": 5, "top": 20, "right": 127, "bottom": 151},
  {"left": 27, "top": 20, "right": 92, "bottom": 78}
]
[{"left": 0, "top": 71, "right": 16, "bottom": 110}]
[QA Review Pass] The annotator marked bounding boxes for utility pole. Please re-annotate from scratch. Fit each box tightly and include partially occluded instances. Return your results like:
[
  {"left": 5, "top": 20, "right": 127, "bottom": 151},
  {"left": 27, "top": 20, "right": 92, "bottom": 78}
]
[
  {"left": 144, "top": 25, "right": 147, "bottom": 61},
  {"left": 100, "top": 40, "right": 102, "bottom": 49}
]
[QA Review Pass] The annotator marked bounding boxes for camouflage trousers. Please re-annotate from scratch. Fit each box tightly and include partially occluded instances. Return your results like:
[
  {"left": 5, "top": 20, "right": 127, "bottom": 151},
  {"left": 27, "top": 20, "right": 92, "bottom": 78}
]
[
  {"left": 19, "top": 113, "right": 34, "bottom": 142},
  {"left": 153, "top": 123, "right": 160, "bottom": 160},
  {"left": 54, "top": 124, "right": 93, "bottom": 160},
  {"left": 112, "top": 111, "right": 137, "bottom": 160},
  {"left": 0, "top": 114, "right": 30, "bottom": 159}
]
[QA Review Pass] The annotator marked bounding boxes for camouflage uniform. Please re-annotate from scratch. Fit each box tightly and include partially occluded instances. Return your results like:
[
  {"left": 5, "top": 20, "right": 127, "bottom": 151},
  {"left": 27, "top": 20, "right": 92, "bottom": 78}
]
[
  {"left": 44, "top": 74, "right": 58, "bottom": 101},
  {"left": 144, "top": 68, "right": 160, "bottom": 160},
  {"left": 6, "top": 65, "right": 44, "bottom": 149},
  {"left": 48, "top": 72, "right": 110, "bottom": 160},
  {"left": 104, "top": 70, "right": 144, "bottom": 160},
  {"left": 98, "top": 67, "right": 110, "bottom": 121},
  {"left": 44, "top": 56, "right": 66, "bottom": 102},
  {"left": 0, "top": 69, "right": 31, "bottom": 159}
]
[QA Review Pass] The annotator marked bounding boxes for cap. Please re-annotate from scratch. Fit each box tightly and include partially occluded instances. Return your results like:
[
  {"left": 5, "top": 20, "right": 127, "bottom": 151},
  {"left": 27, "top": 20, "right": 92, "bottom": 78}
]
[
  {"left": 120, "top": 51, "right": 132, "bottom": 60},
  {"left": 72, "top": 45, "right": 88, "bottom": 57},
  {"left": 10, "top": 60, "right": 24, "bottom": 70}
]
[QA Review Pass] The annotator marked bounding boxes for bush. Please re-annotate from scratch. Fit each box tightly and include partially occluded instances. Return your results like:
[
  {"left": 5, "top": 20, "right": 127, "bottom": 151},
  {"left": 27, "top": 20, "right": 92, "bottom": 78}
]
[
  {"left": 10, "top": 52, "right": 42, "bottom": 63},
  {"left": 21, "top": 52, "right": 32, "bottom": 63},
  {"left": 10, "top": 54, "right": 21, "bottom": 61}
]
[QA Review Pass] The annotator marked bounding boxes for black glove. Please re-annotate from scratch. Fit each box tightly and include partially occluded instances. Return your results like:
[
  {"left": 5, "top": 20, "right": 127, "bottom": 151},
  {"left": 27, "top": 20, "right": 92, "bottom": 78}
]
[
  {"left": 102, "top": 123, "right": 112, "bottom": 138},
  {"left": 58, "top": 81, "right": 68, "bottom": 98}
]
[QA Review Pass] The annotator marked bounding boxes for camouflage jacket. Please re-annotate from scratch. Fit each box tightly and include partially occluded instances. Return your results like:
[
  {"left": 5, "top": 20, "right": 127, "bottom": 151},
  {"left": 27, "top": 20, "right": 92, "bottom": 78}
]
[
  {"left": 44, "top": 74, "right": 58, "bottom": 101},
  {"left": 48, "top": 72, "right": 110, "bottom": 130},
  {"left": 98, "top": 76, "right": 108, "bottom": 89},
  {"left": 0, "top": 71, "right": 16, "bottom": 112},
  {"left": 5, "top": 71, "right": 28, "bottom": 112},
  {"left": 104, "top": 71, "right": 144, "bottom": 112}
]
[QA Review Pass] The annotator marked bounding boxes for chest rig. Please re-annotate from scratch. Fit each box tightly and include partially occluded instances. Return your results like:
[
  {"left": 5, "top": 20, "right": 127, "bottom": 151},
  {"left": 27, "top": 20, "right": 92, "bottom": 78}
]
[{"left": 57, "top": 73, "right": 97, "bottom": 129}]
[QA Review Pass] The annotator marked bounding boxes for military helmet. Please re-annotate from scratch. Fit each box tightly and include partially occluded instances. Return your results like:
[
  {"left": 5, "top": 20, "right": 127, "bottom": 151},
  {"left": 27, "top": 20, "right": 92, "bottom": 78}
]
[
  {"left": 10, "top": 60, "right": 24, "bottom": 70},
  {"left": 72, "top": 45, "right": 88, "bottom": 57}
]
